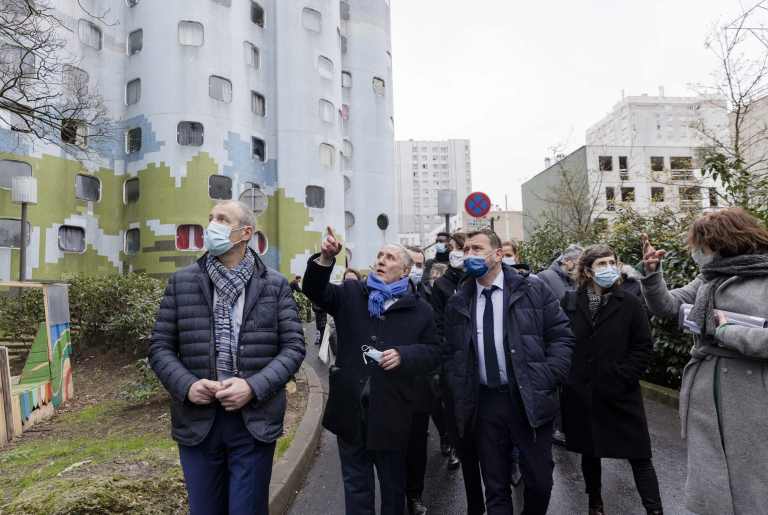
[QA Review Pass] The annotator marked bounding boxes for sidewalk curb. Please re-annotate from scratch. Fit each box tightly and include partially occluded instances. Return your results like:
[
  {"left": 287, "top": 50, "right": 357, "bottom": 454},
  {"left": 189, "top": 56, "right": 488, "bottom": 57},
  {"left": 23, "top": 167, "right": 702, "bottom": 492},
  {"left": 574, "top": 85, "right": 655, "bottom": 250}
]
[
  {"left": 640, "top": 380, "right": 680, "bottom": 410},
  {"left": 269, "top": 361, "right": 325, "bottom": 515}
]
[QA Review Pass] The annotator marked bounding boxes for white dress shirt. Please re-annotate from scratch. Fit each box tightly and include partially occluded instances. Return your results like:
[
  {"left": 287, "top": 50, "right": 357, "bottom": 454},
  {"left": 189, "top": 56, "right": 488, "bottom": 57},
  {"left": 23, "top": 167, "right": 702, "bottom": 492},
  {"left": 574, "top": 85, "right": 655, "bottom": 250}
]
[{"left": 475, "top": 271, "right": 508, "bottom": 386}]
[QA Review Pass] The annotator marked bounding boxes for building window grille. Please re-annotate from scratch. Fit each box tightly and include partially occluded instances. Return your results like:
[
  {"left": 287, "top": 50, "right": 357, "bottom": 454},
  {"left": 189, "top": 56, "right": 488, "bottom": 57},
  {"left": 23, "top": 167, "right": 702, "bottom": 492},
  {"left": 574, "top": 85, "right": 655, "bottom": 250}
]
[
  {"left": 178, "top": 21, "right": 204, "bottom": 46},
  {"left": 58, "top": 225, "right": 85, "bottom": 252},
  {"left": 251, "top": 91, "right": 266, "bottom": 116},
  {"left": 306, "top": 186, "right": 325, "bottom": 208},
  {"left": 78, "top": 20, "right": 102, "bottom": 50},
  {"left": 670, "top": 157, "right": 693, "bottom": 180},
  {"left": 209, "top": 76, "right": 232, "bottom": 102},
  {"left": 177, "top": 121, "right": 203, "bottom": 147},
  {"left": 0, "top": 160, "right": 32, "bottom": 189},
  {"left": 302, "top": 8, "right": 322, "bottom": 32},
  {"left": 126, "top": 127, "right": 142, "bottom": 154},
  {"left": 124, "top": 178, "right": 139, "bottom": 204},
  {"left": 126, "top": 78, "right": 141, "bottom": 105},
  {"left": 252, "top": 137, "right": 266, "bottom": 162},
  {"left": 125, "top": 228, "right": 140, "bottom": 255},
  {"left": 209, "top": 175, "right": 232, "bottom": 200},
  {"left": 128, "top": 29, "right": 143, "bottom": 55}
]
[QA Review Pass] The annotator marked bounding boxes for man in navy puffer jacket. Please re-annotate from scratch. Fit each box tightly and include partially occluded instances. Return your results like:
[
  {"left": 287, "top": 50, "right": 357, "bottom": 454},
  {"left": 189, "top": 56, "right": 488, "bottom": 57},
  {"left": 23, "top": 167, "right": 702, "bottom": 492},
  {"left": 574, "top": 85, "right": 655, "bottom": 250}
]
[
  {"left": 148, "top": 200, "right": 305, "bottom": 515},
  {"left": 443, "top": 229, "right": 574, "bottom": 515}
]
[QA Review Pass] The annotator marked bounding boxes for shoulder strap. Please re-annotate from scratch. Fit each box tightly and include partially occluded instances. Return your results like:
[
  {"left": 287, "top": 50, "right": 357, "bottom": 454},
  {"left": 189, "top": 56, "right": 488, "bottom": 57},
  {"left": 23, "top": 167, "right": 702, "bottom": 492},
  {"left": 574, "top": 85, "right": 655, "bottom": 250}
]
[{"left": 565, "top": 289, "right": 578, "bottom": 313}]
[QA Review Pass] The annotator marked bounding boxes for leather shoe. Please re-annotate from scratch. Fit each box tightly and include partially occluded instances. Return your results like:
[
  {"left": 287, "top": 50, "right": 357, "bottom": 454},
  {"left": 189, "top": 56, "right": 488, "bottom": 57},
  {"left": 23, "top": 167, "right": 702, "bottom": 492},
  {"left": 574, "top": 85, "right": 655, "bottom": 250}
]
[
  {"left": 440, "top": 435, "right": 450, "bottom": 457},
  {"left": 588, "top": 493, "right": 605, "bottom": 515},
  {"left": 447, "top": 447, "right": 460, "bottom": 470},
  {"left": 552, "top": 428, "right": 566, "bottom": 446},
  {"left": 407, "top": 497, "right": 428, "bottom": 515},
  {"left": 646, "top": 511, "right": 663, "bottom": 515},
  {"left": 510, "top": 458, "right": 522, "bottom": 487}
]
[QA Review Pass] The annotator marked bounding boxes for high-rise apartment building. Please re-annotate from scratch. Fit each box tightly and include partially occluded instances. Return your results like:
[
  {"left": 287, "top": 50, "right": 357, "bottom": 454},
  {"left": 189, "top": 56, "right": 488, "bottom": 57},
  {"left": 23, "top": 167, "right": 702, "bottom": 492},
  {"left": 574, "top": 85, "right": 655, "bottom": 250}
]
[
  {"left": 395, "top": 139, "right": 472, "bottom": 246},
  {"left": 586, "top": 92, "right": 728, "bottom": 148},
  {"left": 0, "top": 0, "right": 396, "bottom": 281}
]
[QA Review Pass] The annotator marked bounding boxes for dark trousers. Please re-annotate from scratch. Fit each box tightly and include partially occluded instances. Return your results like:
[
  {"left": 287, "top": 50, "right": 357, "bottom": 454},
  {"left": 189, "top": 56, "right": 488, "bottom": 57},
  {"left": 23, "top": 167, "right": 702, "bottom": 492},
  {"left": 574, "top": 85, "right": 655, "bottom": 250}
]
[
  {"left": 475, "top": 386, "right": 555, "bottom": 515},
  {"left": 460, "top": 422, "right": 487, "bottom": 515},
  {"left": 441, "top": 374, "right": 460, "bottom": 447},
  {"left": 405, "top": 410, "right": 431, "bottom": 499},
  {"left": 430, "top": 396, "right": 447, "bottom": 438},
  {"left": 178, "top": 404, "right": 276, "bottom": 515},
  {"left": 581, "top": 455, "right": 663, "bottom": 512}
]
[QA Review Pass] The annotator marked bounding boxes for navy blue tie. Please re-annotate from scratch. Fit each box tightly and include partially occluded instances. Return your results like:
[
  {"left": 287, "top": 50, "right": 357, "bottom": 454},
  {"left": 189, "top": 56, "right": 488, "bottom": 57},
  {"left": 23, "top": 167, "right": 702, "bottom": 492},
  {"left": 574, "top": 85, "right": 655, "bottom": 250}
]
[{"left": 482, "top": 287, "right": 501, "bottom": 388}]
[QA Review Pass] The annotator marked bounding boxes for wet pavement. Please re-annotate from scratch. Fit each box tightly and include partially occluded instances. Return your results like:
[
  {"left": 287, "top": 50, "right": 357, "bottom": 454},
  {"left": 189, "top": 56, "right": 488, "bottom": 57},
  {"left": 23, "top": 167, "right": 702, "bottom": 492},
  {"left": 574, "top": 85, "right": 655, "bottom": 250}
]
[{"left": 287, "top": 323, "right": 694, "bottom": 515}]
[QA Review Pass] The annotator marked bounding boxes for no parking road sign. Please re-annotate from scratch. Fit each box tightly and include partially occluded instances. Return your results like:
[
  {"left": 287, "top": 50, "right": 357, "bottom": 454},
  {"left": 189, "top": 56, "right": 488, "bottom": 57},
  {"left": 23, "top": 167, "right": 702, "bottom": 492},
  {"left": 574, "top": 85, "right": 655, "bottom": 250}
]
[{"left": 465, "top": 192, "right": 492, "bottom": 218}]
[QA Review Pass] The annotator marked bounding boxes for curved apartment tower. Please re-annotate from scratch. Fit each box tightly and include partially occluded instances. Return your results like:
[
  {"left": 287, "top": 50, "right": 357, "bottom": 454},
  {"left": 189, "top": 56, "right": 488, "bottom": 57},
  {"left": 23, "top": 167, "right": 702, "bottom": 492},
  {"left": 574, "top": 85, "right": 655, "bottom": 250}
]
[{"left": 0, "top": 0, "right": 396, "bottom": 281}]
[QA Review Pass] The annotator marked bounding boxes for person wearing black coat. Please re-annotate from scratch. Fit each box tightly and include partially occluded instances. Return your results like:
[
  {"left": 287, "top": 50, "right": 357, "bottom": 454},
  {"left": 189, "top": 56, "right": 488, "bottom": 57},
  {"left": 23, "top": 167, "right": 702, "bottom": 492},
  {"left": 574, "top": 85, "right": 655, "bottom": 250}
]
[
  {"left": 619, "top": 265, "right": 653, "bottom": 320},
  {"left": 312, "top": 302, "right": 327, "bottom": 345},
  {"left": 290, "top": 275, "right": 303, "bottom": 294},
  {"left": 560, "top": 245, "right": 663, "bottom": 515},
  {"left": 443, "top": 229, "right": 575, "bottom": 515},
  {"left": 302, "top": 229, "right": 442, "bottom": 515},
  {"left": 148, "top": 201, "right": 306, "bottom": 515}
]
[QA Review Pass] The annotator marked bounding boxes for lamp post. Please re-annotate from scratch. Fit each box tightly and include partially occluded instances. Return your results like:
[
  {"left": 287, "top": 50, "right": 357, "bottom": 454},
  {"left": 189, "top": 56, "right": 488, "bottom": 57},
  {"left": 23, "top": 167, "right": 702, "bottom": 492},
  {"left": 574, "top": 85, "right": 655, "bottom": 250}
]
[{"left": 11, "top": 176, "right": 37, "bottom": 282}]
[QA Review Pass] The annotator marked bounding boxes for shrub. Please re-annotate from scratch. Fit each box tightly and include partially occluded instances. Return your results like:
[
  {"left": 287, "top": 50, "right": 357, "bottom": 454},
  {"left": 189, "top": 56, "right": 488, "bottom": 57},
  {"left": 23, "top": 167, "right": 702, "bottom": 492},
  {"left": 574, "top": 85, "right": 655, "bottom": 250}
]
[
  {"left": 293, "top": 292, "right": 313, "bottom": 323},
  {"left": 115, "top": 358, "right": 163, "bottom": 401}
]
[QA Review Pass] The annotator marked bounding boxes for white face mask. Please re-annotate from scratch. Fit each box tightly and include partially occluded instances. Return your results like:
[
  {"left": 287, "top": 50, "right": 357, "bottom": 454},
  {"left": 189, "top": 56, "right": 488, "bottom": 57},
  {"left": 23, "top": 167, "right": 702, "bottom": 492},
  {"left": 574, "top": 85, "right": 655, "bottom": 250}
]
[
  {"left": 692, "top": 249, "right": 714, "bottom": 267},
  {"left": 449, "top": 251, "right": 465, "bottom": 268}
]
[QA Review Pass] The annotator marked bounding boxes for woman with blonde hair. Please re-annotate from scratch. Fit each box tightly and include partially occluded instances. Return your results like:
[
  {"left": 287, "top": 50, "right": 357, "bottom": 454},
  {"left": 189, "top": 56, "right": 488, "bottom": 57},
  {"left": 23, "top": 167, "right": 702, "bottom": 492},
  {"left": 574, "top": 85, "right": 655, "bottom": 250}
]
[{"left": 639, "top": 207, "right": 768, "bottom": 515}]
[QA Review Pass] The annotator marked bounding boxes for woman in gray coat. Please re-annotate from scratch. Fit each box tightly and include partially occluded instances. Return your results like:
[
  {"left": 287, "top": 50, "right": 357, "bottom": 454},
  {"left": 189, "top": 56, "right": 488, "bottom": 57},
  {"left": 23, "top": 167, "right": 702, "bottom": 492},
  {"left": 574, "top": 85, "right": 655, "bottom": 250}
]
[{"left": 638, "top": 207, "right": 768, "bottom": 515}]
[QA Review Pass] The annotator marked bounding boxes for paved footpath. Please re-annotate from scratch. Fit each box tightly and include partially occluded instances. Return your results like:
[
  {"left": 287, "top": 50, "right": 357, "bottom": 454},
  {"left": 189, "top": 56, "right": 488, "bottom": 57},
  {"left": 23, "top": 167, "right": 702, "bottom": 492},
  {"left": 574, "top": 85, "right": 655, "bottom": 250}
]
[{"left": 288, "top": 323, "right": 694, "bottom": 515}]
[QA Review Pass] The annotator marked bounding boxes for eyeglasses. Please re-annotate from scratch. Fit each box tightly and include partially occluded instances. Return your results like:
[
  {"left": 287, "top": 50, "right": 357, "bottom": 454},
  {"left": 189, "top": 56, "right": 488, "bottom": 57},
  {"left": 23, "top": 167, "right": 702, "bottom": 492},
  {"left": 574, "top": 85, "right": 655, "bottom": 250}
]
[{"left": 590, "top": 260, "right": 617, "bottom": 270}]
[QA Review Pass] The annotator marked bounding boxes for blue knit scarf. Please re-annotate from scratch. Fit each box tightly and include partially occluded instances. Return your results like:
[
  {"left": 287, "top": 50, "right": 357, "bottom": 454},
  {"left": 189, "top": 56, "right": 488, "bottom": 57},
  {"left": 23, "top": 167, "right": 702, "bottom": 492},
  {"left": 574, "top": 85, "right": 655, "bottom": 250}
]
[
  {"left": 366, "top": 273, "right": 409, "bottom": 318},
  {"left": 206, "top": 251, "right": 255, "bottom": 375}
]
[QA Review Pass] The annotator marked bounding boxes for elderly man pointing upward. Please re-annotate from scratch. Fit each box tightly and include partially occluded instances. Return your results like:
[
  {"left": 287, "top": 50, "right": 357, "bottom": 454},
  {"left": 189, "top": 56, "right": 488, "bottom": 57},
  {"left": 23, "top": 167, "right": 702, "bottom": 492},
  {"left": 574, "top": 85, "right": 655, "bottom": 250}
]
[{"left": 303, "top": 228, "right": 442, "bottom": 515}]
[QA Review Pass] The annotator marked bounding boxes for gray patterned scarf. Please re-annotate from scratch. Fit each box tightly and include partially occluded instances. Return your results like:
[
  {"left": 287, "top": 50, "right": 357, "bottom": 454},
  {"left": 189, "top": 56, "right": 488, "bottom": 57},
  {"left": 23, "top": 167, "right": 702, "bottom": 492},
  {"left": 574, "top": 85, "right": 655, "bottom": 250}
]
[
  {"left": 206, "top": 250, "right": 255, "bottom": 375},
  {"left": 587, "top": 287, "right": 613, "bottom": 320},
  {"left": 688, "top": 251, "right": 768, "bottom": 342}
]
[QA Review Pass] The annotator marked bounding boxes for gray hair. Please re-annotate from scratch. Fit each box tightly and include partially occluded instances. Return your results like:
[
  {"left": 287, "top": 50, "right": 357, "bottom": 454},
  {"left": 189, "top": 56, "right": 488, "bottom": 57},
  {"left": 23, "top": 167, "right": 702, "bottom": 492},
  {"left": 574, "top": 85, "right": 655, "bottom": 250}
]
[
  {"left": 217, "top": 200, "right": 257, "bottom": 229},
  {"left": 559, "top": 243, "right": 585, "bottom": 263},
  {"left": 383, "top": 243, "right": 412, "bottom": 269}
]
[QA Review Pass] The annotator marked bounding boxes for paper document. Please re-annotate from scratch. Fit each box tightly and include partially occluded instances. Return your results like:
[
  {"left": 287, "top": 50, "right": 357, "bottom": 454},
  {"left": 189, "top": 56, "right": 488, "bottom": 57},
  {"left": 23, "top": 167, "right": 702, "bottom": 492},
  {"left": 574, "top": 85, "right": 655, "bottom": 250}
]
[{"left": 678, "top": 303, "right": 768, "bottom": 334}]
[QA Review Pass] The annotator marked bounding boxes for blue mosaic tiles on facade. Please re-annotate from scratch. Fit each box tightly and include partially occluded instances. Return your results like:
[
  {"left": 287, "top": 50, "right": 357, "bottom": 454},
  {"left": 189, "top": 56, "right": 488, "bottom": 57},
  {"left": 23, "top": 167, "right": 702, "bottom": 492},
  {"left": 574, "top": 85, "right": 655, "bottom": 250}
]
[{"left": 222, "top": 131, "right": 278, "bottom": 189}]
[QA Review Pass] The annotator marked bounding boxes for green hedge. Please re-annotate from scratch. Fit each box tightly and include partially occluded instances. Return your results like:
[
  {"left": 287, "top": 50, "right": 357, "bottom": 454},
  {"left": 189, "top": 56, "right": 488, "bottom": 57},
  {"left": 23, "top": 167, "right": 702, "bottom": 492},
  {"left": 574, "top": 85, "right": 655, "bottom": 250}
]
[{"left": 517, "top": 208, "right": 701, "bottom": 389}]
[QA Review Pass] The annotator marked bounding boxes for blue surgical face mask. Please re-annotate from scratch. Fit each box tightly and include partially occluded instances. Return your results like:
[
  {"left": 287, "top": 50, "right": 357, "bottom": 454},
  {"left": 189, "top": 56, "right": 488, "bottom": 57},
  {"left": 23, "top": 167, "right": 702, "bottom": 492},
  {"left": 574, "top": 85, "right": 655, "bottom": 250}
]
[
  {"left": 502, "top": 257, "right": 516, "bottom": 266},
  {"left": 590, "top": 266, "right": 619, "bottom": 288},
  {"left": 204, "top": 221, "right": 247, "bottom": 257},
  {"left": 408, "top": 267, "right": 424, "bottom": 283},
  {"left": 362, "top": 345, "right": 382, "bottom": 363},
  {"left": 692, "top": 249, "right": 714, "bottom": 267},
  {"left": 435, "top": 243, "right": 447, "bottom": 254},
  {"left": 465, "top": 251, "right": 496, "bottom": 278}
]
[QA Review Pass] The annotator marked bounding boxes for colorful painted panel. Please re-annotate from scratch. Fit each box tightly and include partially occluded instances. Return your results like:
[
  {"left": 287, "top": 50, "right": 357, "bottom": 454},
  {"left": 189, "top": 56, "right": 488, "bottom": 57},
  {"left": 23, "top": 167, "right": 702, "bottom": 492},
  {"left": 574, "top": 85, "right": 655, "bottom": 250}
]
[
  {"left": 48, "top": 323, "right": 72, "bottom": 409},
  {"left": 19, "top": 324, "right": 50, "bottom": 385}
]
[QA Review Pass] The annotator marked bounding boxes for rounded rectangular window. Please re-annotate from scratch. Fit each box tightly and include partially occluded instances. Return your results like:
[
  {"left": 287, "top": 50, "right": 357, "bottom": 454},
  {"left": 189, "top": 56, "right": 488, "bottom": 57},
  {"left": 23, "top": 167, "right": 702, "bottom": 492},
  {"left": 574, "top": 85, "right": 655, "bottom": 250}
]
[
  {"left": 125, "top": 228, "right": 140, "bottom": 255},
  {"left": 318, "top": 56, "right": 333, "bottom": 80},
  {"left": 178, "top": 121, "right": 204, "bottom": 146},
  {"left": 178, "top": 21, "right": 204, "bottom": 46},
  {"left": 343, "top": 139, "right": 353, "bottom": 157},
  {"left": 0, "top": 219, "right": 30, "bottom": 248},
  {"left": 345, "top": 211, "right": 355, "bottom": 228},
  {"left": 243, "top": 42, "right": 260, "bottom": 68},
  {"left": 302, "top": 8, "right": 322, "bottom": 32},
  {"left": 386, "top": 51, "right": 392, "bottom": 69},
  {"left": 209, "top": 175, "right": 232, "bottom": 200},
  {"left": 126, "top": 78, "right": 141, "bottom": 105},
  {"left": 127, "top": 29, "right": 143, "bottom": 55},
  {"left": 252, "top": 137, "right": 266, "bottom": 162},
  {"left": 211, "top": 0, "right": 231, "bottom": 6},
  {"left": 320, "top": 143, "right": 335, "bottom": 167},
  {"left": 78, "top": 20, "right": 102, "bottom": 50},
  {"left": 373, "top": 77, "right": 386, "bottom": 95},
  {"left": 0, "top": 160, "right": 32, "bottom": 189},
  {"left": 209, "top": 76, "right": 232, "bottom": 103},
  {"left": 126, "top": 127, "right": 142, "bottom": 154},
  {"left": 127, "top": 0, "right": 139, "bottom": 6},
  {"left": 342, "top": 104, "right": 349, "bottom": 122},
  {"left": 58, "top": 225, "right": 86, "bottom": 253},
  {"left": 124, "top": 177, "right": 139, "bottom": 204},
  {"left": 341, "top": 36, "right": 347, "bottom": 53},
  {"left": 342, "top": 71, "right": 352, "bottom": 88},
  {"left": 75, "top": 174, "right": 101, "bottom": 202},
  {"left": 61, "top": 119, "right": 88, "bottom": 146},
  {"left": 177, "top": 224, "right": 204, "bottom": 251},
  {"left": 251, "top": 2, "right": 265, "bottom": 27},
  {"left": 340, "top": 2, "right": 350, "bottom": 19},
  {"left": 319, "top": 99, "right": 334, "bottom": 124},
  {"left": 251, "top": 91, "right": 266, "bottom": 117},
  {"left": 305, "top": 186, "right": 325, "bottom": 209},
  {"left": 63, "top": 65, "right": 89, "bottom": 98}
]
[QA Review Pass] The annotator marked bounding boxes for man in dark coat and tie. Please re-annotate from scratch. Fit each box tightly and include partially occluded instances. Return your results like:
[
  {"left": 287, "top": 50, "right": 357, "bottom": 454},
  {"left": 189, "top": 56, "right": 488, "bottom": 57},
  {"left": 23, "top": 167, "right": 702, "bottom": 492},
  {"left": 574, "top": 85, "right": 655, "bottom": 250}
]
[
  {"left": 302, "top": 227, "right": 442, "bottom": 515},
  {"left": 443, "top": 229, "right": 575, "bottom": 515}
]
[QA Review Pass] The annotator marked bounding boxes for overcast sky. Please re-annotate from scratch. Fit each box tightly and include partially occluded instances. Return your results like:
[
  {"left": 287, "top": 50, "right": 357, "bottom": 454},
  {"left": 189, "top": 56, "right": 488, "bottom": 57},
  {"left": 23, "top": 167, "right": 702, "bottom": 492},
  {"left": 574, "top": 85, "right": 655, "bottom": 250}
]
[{"left": 390, "top": 0, "right": 752, "bottom": 211}]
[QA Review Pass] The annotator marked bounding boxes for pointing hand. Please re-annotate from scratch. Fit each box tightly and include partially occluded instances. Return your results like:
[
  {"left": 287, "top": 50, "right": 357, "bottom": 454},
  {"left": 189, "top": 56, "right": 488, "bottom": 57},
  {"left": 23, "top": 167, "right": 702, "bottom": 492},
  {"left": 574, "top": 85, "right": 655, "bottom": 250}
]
[
  {"left": 319, "top": 226, "right": 342, "bottom": 266},
  {"left": 642, "top": 233, "right": 667, "bottom": 276}
]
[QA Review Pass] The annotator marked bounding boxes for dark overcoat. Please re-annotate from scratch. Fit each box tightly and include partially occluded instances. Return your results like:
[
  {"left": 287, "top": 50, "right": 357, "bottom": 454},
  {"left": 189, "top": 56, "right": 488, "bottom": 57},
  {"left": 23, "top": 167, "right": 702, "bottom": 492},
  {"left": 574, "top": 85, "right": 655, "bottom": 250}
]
[
  {"left": 148, "top": 250, "right": 306, "bottom": 446},
  {"left": 560, "top": 285, "right": 653, "bottom": 459},
  {"left": 302, "top": 254, "right": 442, "bottom": 452},
  {"left": 443, "top": 265, "right": 575, "bottom": 437}
]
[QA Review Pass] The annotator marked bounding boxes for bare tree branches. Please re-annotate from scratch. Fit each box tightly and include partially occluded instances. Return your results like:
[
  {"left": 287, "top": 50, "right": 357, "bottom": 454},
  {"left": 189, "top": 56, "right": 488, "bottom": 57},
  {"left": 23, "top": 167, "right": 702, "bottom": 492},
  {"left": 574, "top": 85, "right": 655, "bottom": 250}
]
[{"left": 0, "top": 0, "right": 119, "bottom": 162}]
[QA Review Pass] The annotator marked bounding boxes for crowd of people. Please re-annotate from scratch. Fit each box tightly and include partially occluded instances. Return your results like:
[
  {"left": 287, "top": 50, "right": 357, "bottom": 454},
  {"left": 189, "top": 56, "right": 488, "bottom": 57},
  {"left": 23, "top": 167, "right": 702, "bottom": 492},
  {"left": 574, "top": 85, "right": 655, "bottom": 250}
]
[{"left": 147, "top": 199, "right": 767, "bottom": 515}]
